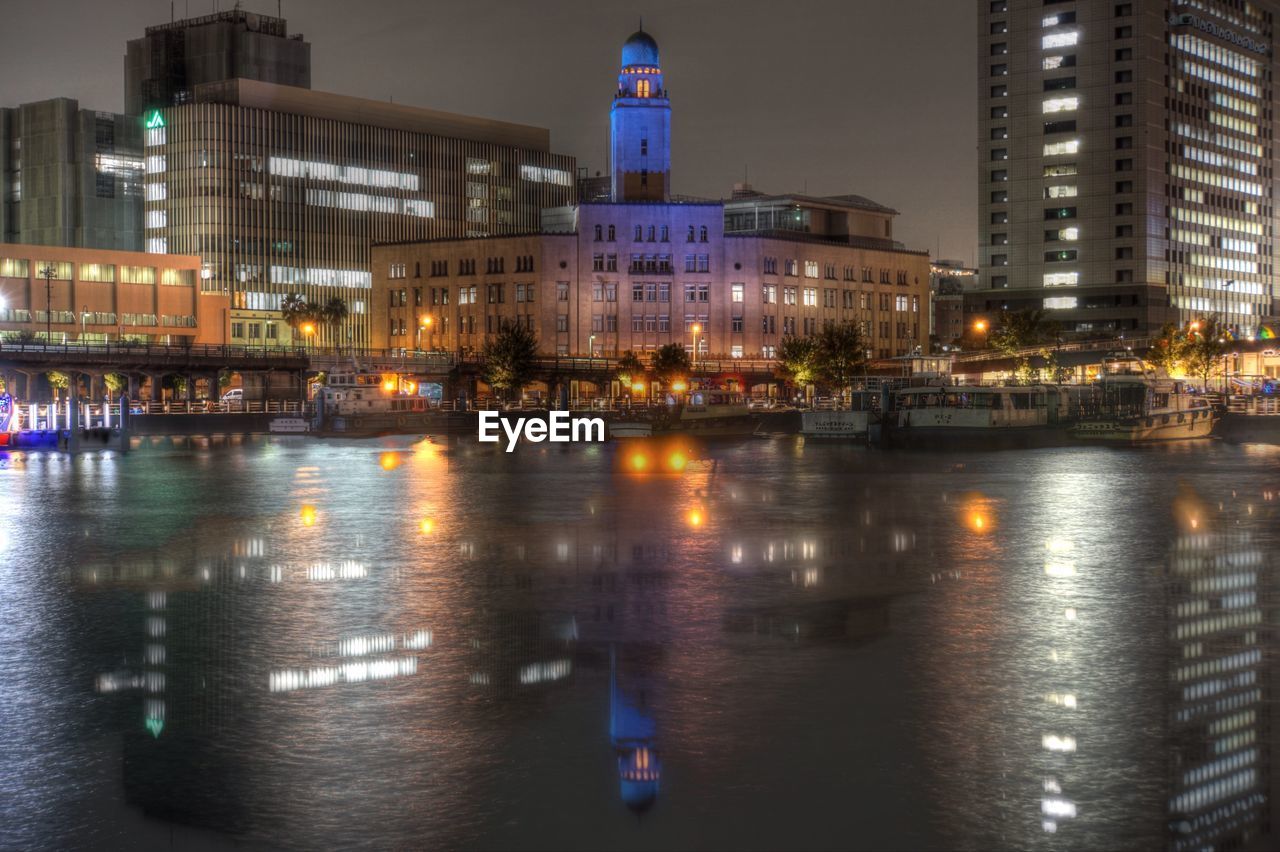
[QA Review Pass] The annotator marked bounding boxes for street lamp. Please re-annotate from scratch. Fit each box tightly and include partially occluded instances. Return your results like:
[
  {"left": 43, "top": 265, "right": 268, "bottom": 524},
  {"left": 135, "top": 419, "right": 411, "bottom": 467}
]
[
  {"left": 588, "top": 333, "right": 596, "bottom": 358},
  {"left": 39, "top": 264, "right": 55, "bottom": 343},
  {"left": 418, "top": 315, "right": 432, "bottom": 350},
  {"left": 691, "top": 322, "right": 702, "bottom": 376},
  {"left": 301, "top": 321, "right": 316, "bottom": 351}
]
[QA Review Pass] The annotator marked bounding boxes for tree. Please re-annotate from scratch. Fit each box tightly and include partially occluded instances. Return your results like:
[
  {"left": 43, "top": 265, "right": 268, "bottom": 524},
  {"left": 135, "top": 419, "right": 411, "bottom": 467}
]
[
  {"left": 46, "top": 370, "right": 71, "bottom": 398},
  {"left": 775, "top": 335, "right": 817, "bottom": 389},
  {"left": 812, "top": 322, "right": 868, "bottom": 403},
  {"left": 321, "top": 296, "right": 349, "bottom": 341},
  {"left": 281, "top": 293, "right": 310, "bottom": 329},
  {"left": 1145, "top": 322, "right": 1183, "bottom": 374},
  {"left": 104, "top": 373, "right": 128, "bottom": 398},
  {"left": 1180, "top": 317, "right": 1229, "bottom": 388},
  {"left": 615, "top": 350, "right": 645, "bottom": 386},
  {"left": 990, "top": 308, "right": 1060, "bottom": 384},
  {"left": 3, "top": 329, "right": 38, "bottom": 344},
  {"left": 650, "top": 343, "right": 691, "bottom": 387},
  {"left": 482, "top": 322, "right": 539, "bottom": 401}
]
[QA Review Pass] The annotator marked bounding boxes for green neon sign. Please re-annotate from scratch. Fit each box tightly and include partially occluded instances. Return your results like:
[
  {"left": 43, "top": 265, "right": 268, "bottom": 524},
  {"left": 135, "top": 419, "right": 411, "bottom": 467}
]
[
  {"left": 144, "top": 110, "right": 165, "bottom": 129},
  {"left": 145, "top": 717, "right": 164, "bottom": 738}
]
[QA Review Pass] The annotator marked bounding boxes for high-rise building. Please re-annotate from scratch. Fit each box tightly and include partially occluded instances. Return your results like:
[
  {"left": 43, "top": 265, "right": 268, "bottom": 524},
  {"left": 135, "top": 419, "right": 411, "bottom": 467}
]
[
  {"left": 141, "top": 78, "right": 575, "bottom": 347},
  {"left": 974, "top": 0, "right": 1278, "bottom": 339},
  {"left": 0, "top": 98, "right": 142, "bottom": 252},
  {"left": 124, "top": 8, "right": 311, "bottom": 116}
]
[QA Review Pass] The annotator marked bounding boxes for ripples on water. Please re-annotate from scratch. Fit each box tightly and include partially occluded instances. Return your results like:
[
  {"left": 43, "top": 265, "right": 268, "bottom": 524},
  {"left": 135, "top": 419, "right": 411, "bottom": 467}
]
[{"left": 0, "top": 437, "right": 1276, "bottom": 850}]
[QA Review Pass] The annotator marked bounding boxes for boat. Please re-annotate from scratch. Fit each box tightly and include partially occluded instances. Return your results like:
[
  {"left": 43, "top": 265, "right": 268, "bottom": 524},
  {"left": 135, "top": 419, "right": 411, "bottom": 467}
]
[
  {"left": 609, "top": 420, "right": 653, "bottom": 439},
  {"left": 1070, "top": 355, "right": 1217, "bottom": 442},
  {"left": 886, "top": 384, "right": 1072, "bottom": 449},
  {"left": 659, "top": 389, "right": 758, "bottom": 437},
  {"left": 268, "top": 416, "right": 311, "bottom": 434},
  {"left": 313, "top": 369, "right": 437, "bottom": 437},
  {"left": 800, "top": 393, "right": 878, "bottom": 440}
]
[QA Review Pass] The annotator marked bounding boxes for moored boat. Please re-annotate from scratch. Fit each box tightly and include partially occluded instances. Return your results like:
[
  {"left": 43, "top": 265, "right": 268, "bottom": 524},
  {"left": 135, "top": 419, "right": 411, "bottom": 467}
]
[
  {"left": 886, "top": 384, "right": 1072, "bottom": 449},
  {"left": 1070, "top": 355, "right": 1217, "bottom": 442},
  {"left": 313, "top": 369, "right": 437, "bottom": 437}
]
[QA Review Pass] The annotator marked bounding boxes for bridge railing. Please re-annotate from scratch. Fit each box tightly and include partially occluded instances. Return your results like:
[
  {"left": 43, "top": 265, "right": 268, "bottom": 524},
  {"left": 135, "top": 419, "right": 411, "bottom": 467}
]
[{"left": 0, "top": 340, "right": 312, "bottom": 363}]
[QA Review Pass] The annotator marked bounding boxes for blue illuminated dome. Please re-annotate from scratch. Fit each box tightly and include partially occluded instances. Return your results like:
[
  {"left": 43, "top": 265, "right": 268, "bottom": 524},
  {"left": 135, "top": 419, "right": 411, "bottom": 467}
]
[{"left": 622, "top": 30, "right": 660, "bottom": 68}]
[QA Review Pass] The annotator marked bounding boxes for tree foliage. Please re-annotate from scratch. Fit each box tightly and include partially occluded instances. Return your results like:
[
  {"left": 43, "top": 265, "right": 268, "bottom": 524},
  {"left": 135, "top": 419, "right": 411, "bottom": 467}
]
[
  {"left": 615, "top": 350, "right": 646, "bottom": 385},
  {"left": 1146, "top": 317, "right": 1229, "bottom": 386},
  {"left": 482, "top": 322, "right": 539, "bottom": 400},
  {"left": 650, "top": 343, "right": 691, "bottom": 387},
  {"left": 775, "top": 335, "right": 817, "bottom": 387},
  {"left": 812, "top": 322, "right": 868, "bottom": 397},
  {"left": 990, "top": 309, "right": 1062, "bottom": 385}
]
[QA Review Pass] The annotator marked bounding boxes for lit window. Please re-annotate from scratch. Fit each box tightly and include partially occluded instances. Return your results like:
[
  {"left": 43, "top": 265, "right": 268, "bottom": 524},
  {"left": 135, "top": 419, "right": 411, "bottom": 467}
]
[
  {"left": 1043, "top": 272, "right": 1079, "bottom": 287},
  {"left": 1045, "top": 185, "right": 1078, "bottom": 199},
  {"left": 146, "top": 210, "right": 167, "bottom": 229},
  {"left": 1042, "top": 97, "right": 1080, "bottom": 113},
  {"left": 637, "top": 79, "right": 650, "bottom": 98},
  {"left": 1043, "top": 56, "right": 1065, "bottom": 70},
  {"left": 145, "top": 155, "right": 166, "bottom": 174},
  {"left": 1042, "top": 32, "right": 1079, "bottom": 49},
  {"left": 1043, "top": 140, "right": 1081, "bottom": 156},
  {"left": 1044, "top": 297, "right": 1078, "bottom": 309},
  {"left": 146, "top": 182, "right": 166, "bottom": 201}
]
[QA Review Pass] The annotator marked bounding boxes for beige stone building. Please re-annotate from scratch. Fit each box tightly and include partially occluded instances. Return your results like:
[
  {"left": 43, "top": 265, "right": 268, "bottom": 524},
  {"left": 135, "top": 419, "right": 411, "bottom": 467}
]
[{"left": 372, "top": 193, "right": 930, "bottom": 360}]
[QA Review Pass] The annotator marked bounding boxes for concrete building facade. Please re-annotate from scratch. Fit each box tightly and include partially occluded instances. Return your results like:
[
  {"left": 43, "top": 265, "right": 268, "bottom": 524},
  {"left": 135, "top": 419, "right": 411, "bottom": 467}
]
[
  {"left": 0, "top": 242, "right": 227, "bottom": 345},
  {"left": 976, "top": 0, "right": 1279, "bottom": 339},
  {"left": 0, "top": 99, "right": 142, "bottom": 252}
]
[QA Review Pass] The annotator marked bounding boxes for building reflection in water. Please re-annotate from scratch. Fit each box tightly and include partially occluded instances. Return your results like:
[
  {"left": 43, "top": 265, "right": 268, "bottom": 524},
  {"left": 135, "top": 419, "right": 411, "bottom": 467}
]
[
  {"left": 1165, "top": 486, "right": 1269, "bottom": 850},
  {"left": 38, "top": 441, "right": 1276, "bottom": 848}
]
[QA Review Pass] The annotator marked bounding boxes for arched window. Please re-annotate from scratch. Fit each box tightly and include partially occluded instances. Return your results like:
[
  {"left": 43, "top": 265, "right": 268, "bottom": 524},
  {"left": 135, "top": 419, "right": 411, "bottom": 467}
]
[
  {"left": 634, "top": 225, "right": 643, "bottom": 241},
  {"left": 687, "top": 225, "right": 695, "bottom": 242},
  {"left": 608, "top": 225, "right": 616, "bottom": 241},
  {"left": 637, "top": 78, "right": 651, "bottom": 98},
  {"left": 594, "top": 224, "right": 602, "bottom": 241},
  {"left": 699, "top": 226, "right": 708, "bottom": 242}
]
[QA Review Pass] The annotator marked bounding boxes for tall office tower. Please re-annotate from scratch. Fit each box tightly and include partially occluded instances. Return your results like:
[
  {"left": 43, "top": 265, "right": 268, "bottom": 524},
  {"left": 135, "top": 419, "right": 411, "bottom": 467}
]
[
  {"left": 976, "top": 0, "right": 1279, "bottom": 339},
  {"left": 142, "top": 79, "right": 575, "bottom": 346},
  {"left": 0, "top": 98, "right": 142, "bottom": 251},
  {"left": 125, "top": 8, "right": 311, "bottom": 117},
  {"left": 611, "top": 28, "right": 671, "bottom": 202}
]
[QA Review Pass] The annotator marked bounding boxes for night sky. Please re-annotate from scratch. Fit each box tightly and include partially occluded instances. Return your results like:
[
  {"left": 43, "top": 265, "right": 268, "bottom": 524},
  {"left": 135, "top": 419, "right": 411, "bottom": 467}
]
[{"left": 1, "top": 0, "right": 977, "bottom": 261}]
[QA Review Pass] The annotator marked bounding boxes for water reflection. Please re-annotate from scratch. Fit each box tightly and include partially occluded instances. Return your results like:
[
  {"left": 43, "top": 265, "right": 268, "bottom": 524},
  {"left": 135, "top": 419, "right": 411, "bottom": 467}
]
[{"left": 0, "top": 439, "right": 1276, "bottom": 849}]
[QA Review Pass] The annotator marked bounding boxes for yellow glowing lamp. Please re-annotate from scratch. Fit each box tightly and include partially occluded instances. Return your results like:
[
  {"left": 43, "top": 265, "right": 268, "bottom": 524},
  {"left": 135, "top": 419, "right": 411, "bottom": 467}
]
[
  {"left": 974, "top": 320, "right": 988, "bottom": 333},
  {"left": 632, "top": 382, "right": 646, "bottom": 394},
  {"left": 691, "top": 323, "right": 702, "bottom": 335},
  {"left": 301, "top": 322, "right": 316, "bottom": 336},
  {"left": 420, "top": 316, "right": 432, "bottom": 328},
  {"left": 629, "top": 452, "right": 648, "bottom": 472},
  {"left": 667, "top": 450, "right": 687, "bottom": 472},
  {"left": 671, "top": 380, "right": 688, "bottom": 393},
  {"left": 383, "top": 379, "right": 397, "bottom": 393}
]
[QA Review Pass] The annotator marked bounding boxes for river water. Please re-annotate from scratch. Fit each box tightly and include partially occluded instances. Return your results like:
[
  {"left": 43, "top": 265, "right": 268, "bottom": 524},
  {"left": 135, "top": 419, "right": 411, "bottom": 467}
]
[{"left": 0, "top": 436, "right": 1277, "bottom": 850}]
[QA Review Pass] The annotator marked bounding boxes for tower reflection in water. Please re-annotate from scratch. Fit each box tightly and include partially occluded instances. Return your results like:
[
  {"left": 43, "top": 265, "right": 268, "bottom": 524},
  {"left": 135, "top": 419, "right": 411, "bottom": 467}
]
[{"left": 66, "top": 441, "right": 1278, "bottom": 849}]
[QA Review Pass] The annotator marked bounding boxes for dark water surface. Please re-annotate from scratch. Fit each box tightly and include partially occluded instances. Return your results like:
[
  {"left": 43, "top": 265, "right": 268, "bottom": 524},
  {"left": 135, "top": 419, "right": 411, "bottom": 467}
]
[{"left": 1, "top": 436, "right": 1278, "bottom": 851}]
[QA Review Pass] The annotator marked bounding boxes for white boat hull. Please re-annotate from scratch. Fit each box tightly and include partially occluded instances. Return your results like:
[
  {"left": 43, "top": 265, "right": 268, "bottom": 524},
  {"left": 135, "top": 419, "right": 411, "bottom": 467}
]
[
  {"left": 1072, "top": 410, "right": 1217, "bottom": 442},
  {"left": 800, "top": 410, "right": 870, "bottom": 438}
]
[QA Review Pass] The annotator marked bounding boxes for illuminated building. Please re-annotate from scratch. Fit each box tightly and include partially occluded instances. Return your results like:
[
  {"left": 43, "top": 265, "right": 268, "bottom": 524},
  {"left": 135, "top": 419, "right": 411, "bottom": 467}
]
[
  {"left": 130, "top": 10, "right": 576, "bottom": 347},
  {"left": 371, "top": 28, "right": 931, "bottom": 361},
  {"left": 974, "top": 0, "right": 1278, "bottom": 338},
  {"left": 0, "top": 241, "right": 225, "bottom": 344},
  {"left": 0, "top": 98, "right": 142, "bottom": 251}
]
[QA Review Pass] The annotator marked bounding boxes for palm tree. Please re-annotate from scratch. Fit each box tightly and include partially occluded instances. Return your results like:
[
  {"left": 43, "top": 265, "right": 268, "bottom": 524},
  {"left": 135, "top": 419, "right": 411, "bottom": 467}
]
[
  {"left": 281, "top": 293, "right": 310, "bottom": 330},
  {"left": 321, "top": 297, "right": 349, "bottom": 349}
]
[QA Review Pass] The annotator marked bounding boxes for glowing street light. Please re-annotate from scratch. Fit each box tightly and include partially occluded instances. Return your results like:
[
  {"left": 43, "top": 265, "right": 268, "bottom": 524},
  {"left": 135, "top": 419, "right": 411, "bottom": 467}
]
[{"left": 974, "top": 319, "right": 988, "bottom": 334}]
